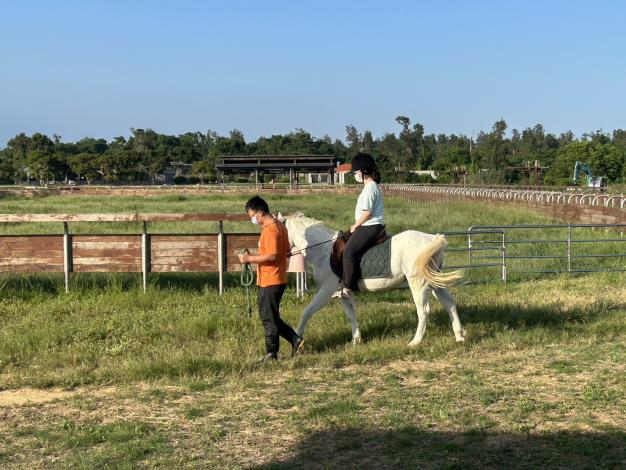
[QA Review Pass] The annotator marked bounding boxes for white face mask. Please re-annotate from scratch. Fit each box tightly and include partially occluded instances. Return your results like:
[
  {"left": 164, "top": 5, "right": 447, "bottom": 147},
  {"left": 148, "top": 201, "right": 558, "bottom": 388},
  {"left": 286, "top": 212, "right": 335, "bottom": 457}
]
[{"left": 354, "top": 171, "right": 363, "bottom": 183}]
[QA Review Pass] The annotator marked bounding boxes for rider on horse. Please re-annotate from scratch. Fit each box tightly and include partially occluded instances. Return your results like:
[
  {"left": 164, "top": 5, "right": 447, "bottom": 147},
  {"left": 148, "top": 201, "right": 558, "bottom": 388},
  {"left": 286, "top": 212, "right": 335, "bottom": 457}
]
[{"left": 332, "top": 152, "right": 385, "bottom": 299}]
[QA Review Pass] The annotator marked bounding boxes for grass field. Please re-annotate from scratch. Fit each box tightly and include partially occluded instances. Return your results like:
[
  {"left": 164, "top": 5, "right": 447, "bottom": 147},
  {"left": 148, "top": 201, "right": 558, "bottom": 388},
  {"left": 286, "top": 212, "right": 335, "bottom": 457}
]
[
  {"left": 0, "top": 190, "right": 557, "bottom": 234},
  {"left": 0, "top": 193, "right": 624, "bottom": 468}
]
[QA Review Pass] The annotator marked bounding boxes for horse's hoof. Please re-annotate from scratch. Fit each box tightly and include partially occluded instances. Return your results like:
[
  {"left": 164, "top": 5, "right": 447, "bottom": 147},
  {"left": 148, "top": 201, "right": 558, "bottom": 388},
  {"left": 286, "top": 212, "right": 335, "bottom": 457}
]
[
  {"left": 352, "top": 335, "right": 361, "bottom": 345},
  {"left": 455, "top": 329, "right": 466, "bottom": 342},
  {"left": 408, "top": 340, "right": 421, "bottom": 347}
]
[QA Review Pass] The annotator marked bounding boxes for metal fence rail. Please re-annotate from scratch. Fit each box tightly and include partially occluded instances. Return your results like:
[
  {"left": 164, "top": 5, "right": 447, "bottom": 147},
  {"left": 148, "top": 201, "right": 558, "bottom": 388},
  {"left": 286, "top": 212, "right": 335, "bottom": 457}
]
[
  {"left": 439, "top": 223, "right": 626, "bottom": 283},
  {"left": 382, "top": 184, "right": 626, "bottom": 209}
]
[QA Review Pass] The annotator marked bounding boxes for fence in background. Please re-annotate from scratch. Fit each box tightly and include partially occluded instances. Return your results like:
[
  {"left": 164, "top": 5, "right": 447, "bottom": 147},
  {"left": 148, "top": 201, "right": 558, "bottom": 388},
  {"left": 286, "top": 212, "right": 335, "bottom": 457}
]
[
  {"left": 441, "top": 223, "right": 626, "bottom": 282},
  {"left": 0, "top": 213, "right": 261, "bottom": 293},
  {"left": 0, "top": 183, "right": 353, "bottom": 198},
  {"left": 383, "top": 184, "right": 626, "bottom": 209},
  {"left": 3, "top": 183, "right": 625, "bottom": 209},
  {"left": 1, "top": 213, "right": 624, "bottom": 292},
  {"left": 383, "top": 184, "right": 625, "bottom": 226}
]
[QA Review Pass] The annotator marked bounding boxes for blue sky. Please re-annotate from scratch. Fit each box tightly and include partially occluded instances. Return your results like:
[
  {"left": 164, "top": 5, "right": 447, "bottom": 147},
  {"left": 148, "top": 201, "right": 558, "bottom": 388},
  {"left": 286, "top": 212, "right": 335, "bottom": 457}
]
[{"left": 1, "top": 0, "right": 625, "bottom": 146}]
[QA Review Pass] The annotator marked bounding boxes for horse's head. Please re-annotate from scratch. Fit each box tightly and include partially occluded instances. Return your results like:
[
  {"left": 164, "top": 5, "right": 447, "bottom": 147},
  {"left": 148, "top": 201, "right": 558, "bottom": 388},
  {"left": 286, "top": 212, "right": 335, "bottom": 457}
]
[
  {"left": 283, "top": 212, "right": 335, "bottom": 259},
  {"left": 282, "top": 211, "right": 309, "bottom": 254}
]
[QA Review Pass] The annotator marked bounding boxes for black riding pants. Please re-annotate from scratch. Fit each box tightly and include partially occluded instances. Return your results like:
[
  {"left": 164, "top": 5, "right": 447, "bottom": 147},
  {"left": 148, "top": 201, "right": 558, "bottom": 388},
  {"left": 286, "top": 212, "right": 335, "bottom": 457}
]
[
  {"left": 257, "top": 283, "right": 298, "bottom": 354},
  {"left": 342, "top": 224, "right": 385, "bottom": 291}
]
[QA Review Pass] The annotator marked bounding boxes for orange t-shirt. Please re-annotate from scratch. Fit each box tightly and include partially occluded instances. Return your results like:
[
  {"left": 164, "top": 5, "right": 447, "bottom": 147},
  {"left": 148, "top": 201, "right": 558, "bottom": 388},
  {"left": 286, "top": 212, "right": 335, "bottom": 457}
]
[{"left": 257, "top": 220, "right": 289, "bottom": 287}]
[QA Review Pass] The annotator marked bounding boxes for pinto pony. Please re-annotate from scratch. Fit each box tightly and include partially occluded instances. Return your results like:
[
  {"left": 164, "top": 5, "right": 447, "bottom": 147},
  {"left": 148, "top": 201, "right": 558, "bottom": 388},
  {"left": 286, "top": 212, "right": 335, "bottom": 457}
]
[{"left": 281, "top": 213, "right": 466, "bottom": 346}]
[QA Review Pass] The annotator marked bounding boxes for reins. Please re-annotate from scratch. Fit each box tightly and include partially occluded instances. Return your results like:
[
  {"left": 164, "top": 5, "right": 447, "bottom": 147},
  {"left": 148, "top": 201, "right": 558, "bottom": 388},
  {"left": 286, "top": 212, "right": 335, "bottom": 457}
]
[{"left": 287, "top": 234, "right": 341, "bottom": 258}]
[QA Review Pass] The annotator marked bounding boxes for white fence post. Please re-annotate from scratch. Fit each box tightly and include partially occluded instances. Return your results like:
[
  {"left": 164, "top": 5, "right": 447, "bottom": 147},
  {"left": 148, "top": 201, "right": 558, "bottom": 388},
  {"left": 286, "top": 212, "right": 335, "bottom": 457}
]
[
  {"left": 63, "top": 222, "right": 72, "bottom": 293},
  {"left": 218, "top": 221, "right": 225, "bottom": 295},
  {"left": 142, "top": 221, "right": 150, "bottom": 293}
]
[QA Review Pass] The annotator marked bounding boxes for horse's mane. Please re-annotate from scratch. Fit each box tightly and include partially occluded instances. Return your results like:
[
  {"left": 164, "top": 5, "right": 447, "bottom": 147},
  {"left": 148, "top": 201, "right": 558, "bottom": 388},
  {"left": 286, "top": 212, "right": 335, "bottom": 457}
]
[{"left": 285, "top": 212, "right": 335, "bottom": 237}]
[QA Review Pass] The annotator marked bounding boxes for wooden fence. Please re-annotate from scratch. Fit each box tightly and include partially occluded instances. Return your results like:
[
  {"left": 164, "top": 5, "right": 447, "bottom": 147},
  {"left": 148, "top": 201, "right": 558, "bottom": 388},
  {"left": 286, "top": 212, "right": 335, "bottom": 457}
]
[
  {"left": 0, "top": 213, "right": 260, "bottom": 293},
  {"left": 0, "top": 184, "right": 355, "bottom": 198}
]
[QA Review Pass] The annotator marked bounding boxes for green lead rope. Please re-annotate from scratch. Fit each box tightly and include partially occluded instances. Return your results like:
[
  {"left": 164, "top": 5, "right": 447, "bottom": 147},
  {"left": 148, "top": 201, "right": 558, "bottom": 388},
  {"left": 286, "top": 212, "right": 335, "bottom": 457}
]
[{"left": 239, "top": 249, "right": 255, "bottom": 318}]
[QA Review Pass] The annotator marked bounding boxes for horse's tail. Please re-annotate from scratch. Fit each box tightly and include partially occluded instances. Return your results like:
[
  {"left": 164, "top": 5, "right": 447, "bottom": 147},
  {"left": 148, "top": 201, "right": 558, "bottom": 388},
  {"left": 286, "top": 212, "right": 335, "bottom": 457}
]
[{"left": 415, "top": 234, "right": 463, "bottom": 288}]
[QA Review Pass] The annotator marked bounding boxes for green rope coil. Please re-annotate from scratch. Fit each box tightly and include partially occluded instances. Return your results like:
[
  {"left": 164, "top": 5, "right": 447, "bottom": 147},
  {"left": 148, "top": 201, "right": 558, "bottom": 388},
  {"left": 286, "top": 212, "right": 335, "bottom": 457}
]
[{"left": 239, "top": 249, "right": 255, "bottom": 318}]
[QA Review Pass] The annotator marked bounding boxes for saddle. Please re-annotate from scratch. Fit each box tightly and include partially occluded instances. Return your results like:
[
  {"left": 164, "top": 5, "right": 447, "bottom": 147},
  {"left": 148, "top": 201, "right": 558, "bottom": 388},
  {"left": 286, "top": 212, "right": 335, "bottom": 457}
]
[{"left": 330, "top": 226, "right": 390, "bottom": 280}]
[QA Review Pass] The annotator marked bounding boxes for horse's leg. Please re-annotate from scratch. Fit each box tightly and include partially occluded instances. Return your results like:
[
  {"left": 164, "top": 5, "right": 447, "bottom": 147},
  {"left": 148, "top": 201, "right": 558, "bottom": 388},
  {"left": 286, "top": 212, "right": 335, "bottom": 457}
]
[
  {"left": 295, "top": 283, "right": 336, "bottom": 338},
  {"left": 432, "top": 287, "right": 466, "bottom": 342},
  {"left": 339, "top": 295, "right": 361, "bottom": 344},
  {"left": 407, "top": 277, "right": 430, "bottom": 347}
]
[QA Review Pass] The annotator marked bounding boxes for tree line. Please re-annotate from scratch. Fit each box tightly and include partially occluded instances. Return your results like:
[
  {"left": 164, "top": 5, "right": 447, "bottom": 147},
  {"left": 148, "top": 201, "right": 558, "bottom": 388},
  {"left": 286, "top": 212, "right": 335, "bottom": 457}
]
[{"left": 1, "top": 117, "right": 625, "bottom": 186}]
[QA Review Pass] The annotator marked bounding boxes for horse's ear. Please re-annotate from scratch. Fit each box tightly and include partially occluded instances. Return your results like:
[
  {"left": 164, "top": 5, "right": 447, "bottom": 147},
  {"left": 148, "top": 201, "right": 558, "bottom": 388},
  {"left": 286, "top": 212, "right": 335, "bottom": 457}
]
[{"left": 277, "top": 212, "right": 286, "bottom": 224}]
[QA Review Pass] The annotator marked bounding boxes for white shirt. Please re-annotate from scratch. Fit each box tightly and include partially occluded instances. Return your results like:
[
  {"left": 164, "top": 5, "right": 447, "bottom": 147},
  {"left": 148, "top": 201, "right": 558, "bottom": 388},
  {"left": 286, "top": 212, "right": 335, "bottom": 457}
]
[{"left": 355, "top": 181, "right": 384, "bottom": 226}]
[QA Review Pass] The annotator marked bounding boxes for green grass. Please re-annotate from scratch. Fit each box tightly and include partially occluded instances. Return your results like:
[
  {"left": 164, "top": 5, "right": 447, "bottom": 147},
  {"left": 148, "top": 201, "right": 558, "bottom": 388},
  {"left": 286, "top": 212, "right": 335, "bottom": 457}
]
[
  {"left": 0, "top": 190, "right": 555, "bottom": 234},
  {"left": 0, "top": 273, "right": 623, "bottom": 467},
  {"left": 12, "top": 419, "right": 169, "bottom": 468},
  {"left": 0, "top": 192, "right": 624, "bottom": 468}
]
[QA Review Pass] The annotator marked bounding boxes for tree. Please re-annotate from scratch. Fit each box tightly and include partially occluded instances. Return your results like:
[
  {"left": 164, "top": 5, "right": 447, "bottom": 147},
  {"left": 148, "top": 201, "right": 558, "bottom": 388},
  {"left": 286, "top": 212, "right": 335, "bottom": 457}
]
[
  {"left": 129, "top": 128, "right": 162, "bottom": 183},
  {"left": 589, "top": 143, "right": 625, "bottom": 182},
  {"left": 5, "top": 133, "right": 60, "bottom": 184},
  {"left": 29, "top": 133, "right": 55, "bottom": 154},
  {"left": 68, "top": 153, "right": 99, "bottom": 184},
  {"left": 332, "top": 139, "right": 348, "bottom": 160},
  {"left": 547, "top": 140, "right": 625, "bottom": 185},
  {"left": 431, "top": 134, "right": 470, "bottom": 172},
  {"left": 545, "top": 141, "right": 592, "bottom": 185},
  {"left": 191, "top": 160, "right": 215, "bottom": 184},
  {"left": 26, "top": 150, "right": 55, "bottom": 184},
  {"left": 176, "top": 132, "right": 206, "bottom": 163},
  {"left": 473, "top": 119, "right": 510, "bottom": 183},
  {"left": 559, "top": 131, "right": 575, "bottom": 146},
  {"left": 209, "top": 130, "right": 247, "bottom": 156},
  {"left": 612, "top": 129, "right": 626, "bottom": 149},
  {"left": 99, "top": 138, "right": 140, "bottom": 183},
  {"left": 362, "top": 131, "right": 374, "bottom": 153},
  {"left": 6, "top": 133, "right": 32, "bottom": 180},
  {"left": 6, "top": 133, "right": 31, "bottom": 162},
  {"left": 147, "top": 156, "right": 168, "bottom": 184},
  {"left": 377, "top": 133, "right": 402, "bottom": 181},
  {"left": 583, "top": 130, "right": 610, "bottom": 145},
  {"left": 75, "top": 137, "right": 108, "bottom": 155},
  {"left": 345, "top": 125, "right": 361, "bottom": 152},
  {"left": 395, "top": 116, "right": 425, "bottom": 175},
  {"left": 2, "top": 121, "right": 623, "bottom": 186},
  {"left": 0, "top": 149, "right": 15, "bottom": 183}
]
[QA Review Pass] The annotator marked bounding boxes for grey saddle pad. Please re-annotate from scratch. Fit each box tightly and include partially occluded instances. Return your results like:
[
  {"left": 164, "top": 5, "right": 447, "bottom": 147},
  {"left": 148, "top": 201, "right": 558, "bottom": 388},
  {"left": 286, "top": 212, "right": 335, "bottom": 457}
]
[{"left": 360, "top": 236, "right": 392, "bottom": 279}]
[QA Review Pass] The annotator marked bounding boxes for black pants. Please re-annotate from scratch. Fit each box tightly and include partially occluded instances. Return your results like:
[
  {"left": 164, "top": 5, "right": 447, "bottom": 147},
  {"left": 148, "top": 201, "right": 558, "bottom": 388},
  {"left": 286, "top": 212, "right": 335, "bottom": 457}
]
[
  {"left": 257, "top": 284, "right": 298, "bottom": 354},
  {"left": 342, "top": 224, "right": 385, "bottom": 291}
]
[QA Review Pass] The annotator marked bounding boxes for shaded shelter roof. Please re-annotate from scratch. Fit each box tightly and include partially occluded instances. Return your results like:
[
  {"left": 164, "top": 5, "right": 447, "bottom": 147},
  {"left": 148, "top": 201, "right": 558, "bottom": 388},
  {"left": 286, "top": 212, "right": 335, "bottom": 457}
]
[{"left": 215, "top": 155, "right": 338, "bottom": 174}]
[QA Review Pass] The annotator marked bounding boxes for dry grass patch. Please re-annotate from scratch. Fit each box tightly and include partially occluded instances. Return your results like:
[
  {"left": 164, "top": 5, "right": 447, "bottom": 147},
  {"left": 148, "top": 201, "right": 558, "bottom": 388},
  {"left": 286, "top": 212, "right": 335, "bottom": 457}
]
[{"left": 2, "top": 337, "right": 624, "bottom": 467}]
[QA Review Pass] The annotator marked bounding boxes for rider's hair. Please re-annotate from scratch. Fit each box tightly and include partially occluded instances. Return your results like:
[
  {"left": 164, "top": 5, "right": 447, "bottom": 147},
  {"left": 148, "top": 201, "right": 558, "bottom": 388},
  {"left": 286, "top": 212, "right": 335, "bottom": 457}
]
[
  {"left": 245, "top": 195, "right": 270, "bottom": 214},
  {"left": 362, "top": 168, "right": 381, "bottom": 184}
]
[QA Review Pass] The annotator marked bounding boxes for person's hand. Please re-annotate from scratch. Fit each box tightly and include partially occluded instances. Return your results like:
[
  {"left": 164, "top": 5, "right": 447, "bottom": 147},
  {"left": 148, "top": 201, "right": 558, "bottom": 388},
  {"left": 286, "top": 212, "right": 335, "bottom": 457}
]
[
  {"left": 350, "top": 224, "right": 358, "bottom": 233},
  {"left": 238, "top": 253, "right": 249, "bottom": 264}
]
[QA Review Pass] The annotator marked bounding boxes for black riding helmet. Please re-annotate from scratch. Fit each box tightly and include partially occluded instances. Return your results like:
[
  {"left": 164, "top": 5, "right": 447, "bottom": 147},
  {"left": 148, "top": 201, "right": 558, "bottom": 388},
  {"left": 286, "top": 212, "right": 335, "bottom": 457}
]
[{"left": 350, "top": 152, "right": 376, "bottom": 172}]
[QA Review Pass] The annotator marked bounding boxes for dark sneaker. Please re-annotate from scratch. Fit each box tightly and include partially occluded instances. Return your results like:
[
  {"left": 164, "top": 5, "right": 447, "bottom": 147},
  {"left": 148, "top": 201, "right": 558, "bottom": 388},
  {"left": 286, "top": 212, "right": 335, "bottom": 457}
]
[
  {"left": 292, "top": 336, "right": 305, "bottom": 356},
  {"left": 259, "top": 352, "right": 278, "bottom": 363}
]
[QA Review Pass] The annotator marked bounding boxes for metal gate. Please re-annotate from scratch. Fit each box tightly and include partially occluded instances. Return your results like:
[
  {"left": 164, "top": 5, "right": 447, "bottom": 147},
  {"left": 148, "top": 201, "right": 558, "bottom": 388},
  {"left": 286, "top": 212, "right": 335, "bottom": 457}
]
[{"left": 441, "top": 223, "right": 626, "bottom": 283}]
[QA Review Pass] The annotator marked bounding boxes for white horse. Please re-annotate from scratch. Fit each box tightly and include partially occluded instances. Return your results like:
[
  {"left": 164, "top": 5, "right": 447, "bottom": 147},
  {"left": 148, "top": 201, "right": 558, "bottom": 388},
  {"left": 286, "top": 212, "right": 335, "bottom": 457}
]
[{"left": 281, "top": 212, "right": 466, "bottom": 347}]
